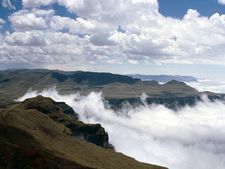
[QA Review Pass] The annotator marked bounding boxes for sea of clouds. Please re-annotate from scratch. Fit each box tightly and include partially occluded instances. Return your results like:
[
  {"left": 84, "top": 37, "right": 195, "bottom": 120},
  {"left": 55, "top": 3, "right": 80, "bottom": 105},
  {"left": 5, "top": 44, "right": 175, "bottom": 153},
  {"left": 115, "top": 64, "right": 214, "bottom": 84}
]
[
  {"left": 187, "top": 79, "right": 225, "bottom": 93},
  {"left": 17, "top": 87, "right": 225, "bottom": 169}
]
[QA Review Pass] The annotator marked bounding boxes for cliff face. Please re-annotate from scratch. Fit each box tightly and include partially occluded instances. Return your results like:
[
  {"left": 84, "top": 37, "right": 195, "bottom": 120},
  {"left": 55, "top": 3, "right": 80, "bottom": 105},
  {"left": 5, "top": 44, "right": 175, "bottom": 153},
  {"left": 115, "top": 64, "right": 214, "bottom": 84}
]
[
  {"left": 108, "top": 94, "right": 225, "bottom": 110},
  {"left": 66, "top": 121, "right": 112, "bottom": 148},
  {"left": 22, "top": 95, "right": 112, "bottom": 148},
  {"left": 0, "top": 96, "right": 167, "bottom": 169}
]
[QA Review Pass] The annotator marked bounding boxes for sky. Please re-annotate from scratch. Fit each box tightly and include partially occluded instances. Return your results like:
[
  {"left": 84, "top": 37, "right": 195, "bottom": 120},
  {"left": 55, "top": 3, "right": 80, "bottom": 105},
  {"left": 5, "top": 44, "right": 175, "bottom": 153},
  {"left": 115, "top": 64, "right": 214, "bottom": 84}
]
[{"left": 0, "top": 0, "right": 225, "bottom": 80}]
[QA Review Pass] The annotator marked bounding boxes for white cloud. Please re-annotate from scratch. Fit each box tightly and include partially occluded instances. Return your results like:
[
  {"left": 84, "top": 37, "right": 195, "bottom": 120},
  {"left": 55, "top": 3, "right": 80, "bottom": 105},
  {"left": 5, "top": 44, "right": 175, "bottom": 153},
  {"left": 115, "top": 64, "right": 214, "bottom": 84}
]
[
  {"left": 128, "top": 59, "right": 139, "bottom": 64},
  {"left": 22, "top": 0, "right": 55, "bottom": 8},
  {"left": 22, "top": 0, "right": 159, "bottom": 20},
  {"left": 188, "top": 79, "right": 225, "bottom": 93},
  {"left": 9, "top": 9, "right": 54, "bottom": 31},
  {"left": 1, "top": 0, "right": 225, "bottom": 70},
  {"left": 218, "top": 0, "right": 225, "bottom": 5},
  {"left": 50, "top": 16, "right": 97, "bottom": 34},
  {"left": 1, "top": 31, "right": 92, "bottom": 69},
  {"left": 17, "top": 88, "right": 225, "bottom": 169},
  {"left": 5, "top": 31, "right": 47, "bottom": 46},
  {"left": 57, "top": 0, "right": 159, "bottom": 23},
  {"left": 1, "top": 0, "right": 15, "bottom": 9},
  {"left": 0, "top": 18, "right": 5, "bottom": 27}
]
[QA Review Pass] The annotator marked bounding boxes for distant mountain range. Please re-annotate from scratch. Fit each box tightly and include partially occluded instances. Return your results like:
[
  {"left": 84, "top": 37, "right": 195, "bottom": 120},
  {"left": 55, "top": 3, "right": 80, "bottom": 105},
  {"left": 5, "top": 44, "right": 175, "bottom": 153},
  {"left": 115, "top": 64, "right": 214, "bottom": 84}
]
[
  {"left": 0, "top": 69, "right": 222, "bottom": 109},
  {"left": 128, "top": 74, "right": 198, "bottom": 83}
]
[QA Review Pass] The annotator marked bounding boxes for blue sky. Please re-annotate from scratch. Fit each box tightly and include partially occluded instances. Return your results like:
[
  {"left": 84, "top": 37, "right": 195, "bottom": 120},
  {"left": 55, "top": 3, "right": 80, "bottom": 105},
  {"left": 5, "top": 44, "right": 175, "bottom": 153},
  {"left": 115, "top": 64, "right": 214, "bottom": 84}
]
[
  {"left": 0, "top": 0, "right": 225, "bottom": 80},
  {"left": 159, "top": 0, "right": 225, "bottom": 18}
]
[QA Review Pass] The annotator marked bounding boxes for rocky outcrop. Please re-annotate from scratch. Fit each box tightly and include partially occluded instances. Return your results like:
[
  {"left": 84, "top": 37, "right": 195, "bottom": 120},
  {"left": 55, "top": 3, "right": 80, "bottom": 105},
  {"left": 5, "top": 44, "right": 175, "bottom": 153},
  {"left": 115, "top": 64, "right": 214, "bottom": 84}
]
[
  {"left": 22, "top": 95, "right": 112, "bottom": 148},
  {"left": 22, "top": 95, "right": 79, "bottom": 121},
  {"left": 67, "top": 121, "right": 113, "bottom": 148}
]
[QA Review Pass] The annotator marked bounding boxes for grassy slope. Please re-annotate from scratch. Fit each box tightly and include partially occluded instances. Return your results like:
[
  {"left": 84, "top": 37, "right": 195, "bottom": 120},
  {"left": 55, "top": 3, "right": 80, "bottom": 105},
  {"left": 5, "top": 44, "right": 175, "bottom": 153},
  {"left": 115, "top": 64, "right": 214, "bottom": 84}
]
[
  {"left": 0, "top": 100, "right": 167, "bottom": 169},
  {"left": 101, "top": 81, "right": 199, "bottom": 99}
]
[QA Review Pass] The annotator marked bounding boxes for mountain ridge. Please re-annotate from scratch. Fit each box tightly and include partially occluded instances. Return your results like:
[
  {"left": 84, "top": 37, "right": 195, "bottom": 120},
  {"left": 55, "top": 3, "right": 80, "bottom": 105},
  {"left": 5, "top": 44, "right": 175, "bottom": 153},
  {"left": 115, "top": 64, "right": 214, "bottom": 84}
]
[
  {"left": 0, "top": 69, "right": 223, "bottom": 109},
  {"left": 0, "top": 95, "right": 167, "bottom": 169}
]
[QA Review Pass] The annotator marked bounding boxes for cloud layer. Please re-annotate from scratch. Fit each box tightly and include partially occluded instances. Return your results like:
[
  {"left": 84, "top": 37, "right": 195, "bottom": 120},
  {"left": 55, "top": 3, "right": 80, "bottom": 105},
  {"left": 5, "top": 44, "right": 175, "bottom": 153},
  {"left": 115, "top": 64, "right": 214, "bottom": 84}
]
[
  {"left": 17, "top": 88, "right": 225, "bottom": 169},
  {"left": 1, "top": 0, "right": 225, "bottom": 70},
  {"left": 188, "top": 79, "right": 225, "bottom": 93}
]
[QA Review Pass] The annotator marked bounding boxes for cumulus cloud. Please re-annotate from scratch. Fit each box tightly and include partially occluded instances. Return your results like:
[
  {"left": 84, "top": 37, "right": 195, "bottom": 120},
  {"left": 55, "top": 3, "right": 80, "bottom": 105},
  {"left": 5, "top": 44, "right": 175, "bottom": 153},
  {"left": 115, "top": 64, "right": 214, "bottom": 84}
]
[
  {"left": 1, "top": 0, "right": 225, "bottom": 69},
  {"left": 1, "top": 31, "right": 92, "bottom": 68},
  {"left": 50, "top": 16, "right": 97, "bottom": 34},
  {"left": 57, "top": 0, "right": 159, "bottom": 23},
  {"left": 218, "top": 0, "right": 225, "bottom": 5},
  {"left": 9, "top": 9, "right": 54, "bottom": 31},
  {"left": 22, "top": 0, "right": 159, "bottom": 20},
  {"left": 17, "top": 88, "right": 225, "bottom": 169}
]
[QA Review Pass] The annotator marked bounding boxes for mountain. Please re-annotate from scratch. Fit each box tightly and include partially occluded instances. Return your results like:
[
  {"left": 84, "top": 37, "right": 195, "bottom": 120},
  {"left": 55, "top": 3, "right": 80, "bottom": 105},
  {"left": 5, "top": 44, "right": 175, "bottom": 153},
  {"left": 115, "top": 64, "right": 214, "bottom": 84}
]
[
  {"left": 52, "top": 71, "right": 140, "bottom": 85},
  {"left": 0, "top": 96, "right": 167, "bottom": 169},
  {"left": 128, "top": 74, "right": 198, "bottom": 83},
  {"left": 0, "top": 69, "right": 223, "bottom": 109}
]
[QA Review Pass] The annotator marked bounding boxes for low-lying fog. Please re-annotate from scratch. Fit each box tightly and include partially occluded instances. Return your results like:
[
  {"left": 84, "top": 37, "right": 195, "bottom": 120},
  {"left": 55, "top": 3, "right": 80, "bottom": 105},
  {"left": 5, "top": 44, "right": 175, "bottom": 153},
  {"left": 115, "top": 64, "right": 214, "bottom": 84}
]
[
  {"left": 17, "top": 88, "right": 225, "bottom": 169},
  {"left": 187, "top": 79, "right": 225, "bottom": 93}
]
